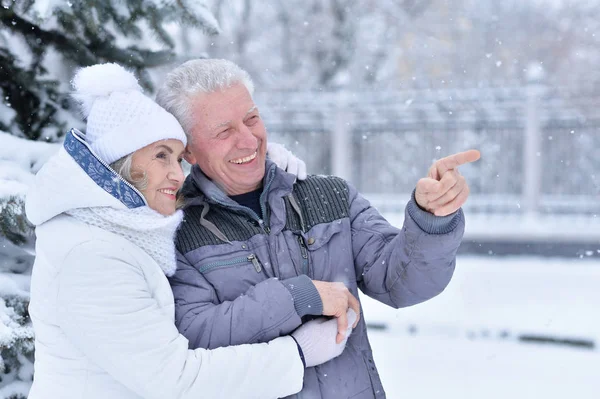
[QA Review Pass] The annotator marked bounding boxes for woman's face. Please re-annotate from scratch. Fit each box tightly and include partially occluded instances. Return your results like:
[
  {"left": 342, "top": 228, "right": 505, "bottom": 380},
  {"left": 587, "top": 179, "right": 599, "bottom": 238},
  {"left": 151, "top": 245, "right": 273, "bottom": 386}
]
[{"left": 131, "top": 139, "right": 186, "bottom": 216}]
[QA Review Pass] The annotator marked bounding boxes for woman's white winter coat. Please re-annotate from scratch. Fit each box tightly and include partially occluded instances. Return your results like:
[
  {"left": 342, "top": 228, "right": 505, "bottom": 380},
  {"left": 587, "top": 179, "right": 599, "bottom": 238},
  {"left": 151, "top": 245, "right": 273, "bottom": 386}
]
[{"left": 25, "top": 130, "right": 304, "bottom": 399}]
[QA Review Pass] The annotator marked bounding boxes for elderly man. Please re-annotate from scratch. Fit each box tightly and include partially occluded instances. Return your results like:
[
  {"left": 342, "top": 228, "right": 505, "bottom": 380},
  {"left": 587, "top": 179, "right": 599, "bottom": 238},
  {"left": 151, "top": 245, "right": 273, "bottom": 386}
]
[{"left": 156, "top": 59, "right": 479, "bottom": 399}]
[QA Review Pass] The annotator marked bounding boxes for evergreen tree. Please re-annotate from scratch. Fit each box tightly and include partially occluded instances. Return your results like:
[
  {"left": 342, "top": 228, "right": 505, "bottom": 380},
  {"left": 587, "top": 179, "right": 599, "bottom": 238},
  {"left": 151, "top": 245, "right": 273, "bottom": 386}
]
[
  {"left": 0, "top": 290, "right": 34, "bottom": 399},
  {"left": 0, "top": 1, "right": 219, "bottom": 396},
  {"left": 0, "top": 0, "right": 218, "bottom": 140}
]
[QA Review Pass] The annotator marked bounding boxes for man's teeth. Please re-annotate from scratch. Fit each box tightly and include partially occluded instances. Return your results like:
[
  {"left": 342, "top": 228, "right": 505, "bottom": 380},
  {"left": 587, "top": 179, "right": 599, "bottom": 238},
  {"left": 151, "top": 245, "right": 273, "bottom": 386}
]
[
  {"left": 230, "top": 151, "right": 257, "bottom": 164},
  {"left": 159, "top": 189, "right": 176, "bottom": 195}
]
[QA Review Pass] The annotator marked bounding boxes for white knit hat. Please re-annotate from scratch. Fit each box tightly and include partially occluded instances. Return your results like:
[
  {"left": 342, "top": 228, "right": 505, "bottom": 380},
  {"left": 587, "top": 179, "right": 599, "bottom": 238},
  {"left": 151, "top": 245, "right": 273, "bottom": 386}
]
[{"left": 71, "top": 63, "right": 187, "bottom": 164}]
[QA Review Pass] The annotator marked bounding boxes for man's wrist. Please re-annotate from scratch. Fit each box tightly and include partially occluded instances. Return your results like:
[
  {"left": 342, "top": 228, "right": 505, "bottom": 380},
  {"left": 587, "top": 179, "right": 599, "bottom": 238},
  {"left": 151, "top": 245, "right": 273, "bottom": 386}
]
[
  {"left": 407, "top": 189, "right": 463, "bottom": 234},
  {"left": 283, "top": 275, "right": 323, "bottom": 317}
]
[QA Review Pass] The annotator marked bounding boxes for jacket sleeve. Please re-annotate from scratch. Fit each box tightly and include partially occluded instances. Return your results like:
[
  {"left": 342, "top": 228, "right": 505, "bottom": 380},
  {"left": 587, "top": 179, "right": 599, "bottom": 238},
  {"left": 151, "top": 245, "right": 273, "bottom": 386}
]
[
  {"left": 349, "top": 183, "right": 465, "bottom": 308},
  {"left": 170, "top": 249, "right": 322, "bottom": 349},
  {"left": 56, "top": 240, "right": 304, "bottom": 399}
]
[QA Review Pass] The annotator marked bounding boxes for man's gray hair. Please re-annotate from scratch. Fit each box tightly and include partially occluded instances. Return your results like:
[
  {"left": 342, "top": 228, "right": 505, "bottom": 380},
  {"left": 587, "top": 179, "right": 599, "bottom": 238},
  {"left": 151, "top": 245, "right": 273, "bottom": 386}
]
[{"left": 155, "top": 59, "right": 255, "bottom": 141}]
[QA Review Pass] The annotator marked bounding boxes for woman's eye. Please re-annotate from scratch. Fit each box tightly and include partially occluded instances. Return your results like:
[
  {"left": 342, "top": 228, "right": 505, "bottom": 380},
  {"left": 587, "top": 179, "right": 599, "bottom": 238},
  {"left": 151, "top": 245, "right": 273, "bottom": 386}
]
[
  {"left": 156, "top": 152, "right": 167, "bottom": 160},
  {"left": 178, "top": 158, "right": 184, "bottom": 164}
]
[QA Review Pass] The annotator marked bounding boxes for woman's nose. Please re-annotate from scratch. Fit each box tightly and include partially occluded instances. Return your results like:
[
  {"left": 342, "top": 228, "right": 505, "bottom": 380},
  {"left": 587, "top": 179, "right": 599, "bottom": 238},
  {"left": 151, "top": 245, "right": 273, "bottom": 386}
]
[{"left": 169, "top": 163, "right": 185, "bottom": 186}]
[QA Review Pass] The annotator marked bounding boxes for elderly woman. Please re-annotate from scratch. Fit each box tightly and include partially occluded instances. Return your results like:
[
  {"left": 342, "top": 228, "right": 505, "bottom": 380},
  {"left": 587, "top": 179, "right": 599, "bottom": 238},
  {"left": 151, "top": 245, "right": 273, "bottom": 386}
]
[{"left": 24, "top": 63, "right": 353, "bottom": 399}]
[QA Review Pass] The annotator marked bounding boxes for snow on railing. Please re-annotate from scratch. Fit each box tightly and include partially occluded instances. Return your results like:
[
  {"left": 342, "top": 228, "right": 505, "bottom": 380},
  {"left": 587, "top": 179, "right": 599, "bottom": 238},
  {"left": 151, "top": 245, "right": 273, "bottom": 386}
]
[{"left": 255, "top": 84, "right": 600, "bottom": 226}]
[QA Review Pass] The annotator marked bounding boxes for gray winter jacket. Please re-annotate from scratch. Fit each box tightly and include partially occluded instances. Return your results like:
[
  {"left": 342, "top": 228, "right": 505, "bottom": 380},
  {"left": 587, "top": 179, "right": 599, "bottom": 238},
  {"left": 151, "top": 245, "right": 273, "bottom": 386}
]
[{"left": 170, "top": 160, "right": 465, "bottom": 399}]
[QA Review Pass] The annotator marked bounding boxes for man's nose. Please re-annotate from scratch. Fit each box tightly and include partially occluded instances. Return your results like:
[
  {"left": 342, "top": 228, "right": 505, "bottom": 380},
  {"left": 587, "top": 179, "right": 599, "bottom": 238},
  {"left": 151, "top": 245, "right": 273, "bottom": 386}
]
[{"left": 237, "top": 124, "right": 258, "bottom": 148}]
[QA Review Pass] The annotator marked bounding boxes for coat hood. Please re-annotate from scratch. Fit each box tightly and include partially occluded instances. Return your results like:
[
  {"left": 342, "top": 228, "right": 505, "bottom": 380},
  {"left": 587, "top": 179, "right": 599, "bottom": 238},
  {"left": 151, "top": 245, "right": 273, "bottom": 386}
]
[{"left": 25, "top": 129, "right": 147, "bottom": 226}]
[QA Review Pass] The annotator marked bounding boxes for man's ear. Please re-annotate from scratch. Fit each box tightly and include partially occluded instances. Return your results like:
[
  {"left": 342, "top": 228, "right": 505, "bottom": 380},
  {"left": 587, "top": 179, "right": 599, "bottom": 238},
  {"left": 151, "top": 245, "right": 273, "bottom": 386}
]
[{"left": 183, "top": 147, "right": 197, "bottom": 165}]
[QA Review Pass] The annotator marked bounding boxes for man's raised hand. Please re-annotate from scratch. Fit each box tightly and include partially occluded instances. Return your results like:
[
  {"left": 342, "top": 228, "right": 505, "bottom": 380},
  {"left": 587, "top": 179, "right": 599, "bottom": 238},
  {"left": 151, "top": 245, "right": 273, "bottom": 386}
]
[{"left": 415, "top": 149, "right": 480, "bottom": 216}]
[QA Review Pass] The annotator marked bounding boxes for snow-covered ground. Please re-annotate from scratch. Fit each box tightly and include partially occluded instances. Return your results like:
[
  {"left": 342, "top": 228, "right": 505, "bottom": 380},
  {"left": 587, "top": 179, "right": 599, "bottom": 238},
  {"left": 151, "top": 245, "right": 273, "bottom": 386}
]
[
  {"left": 361, "top": 255, "right": 600, "bottom": 399},
  {"left": 1, "top": 250, "right": 598, "bottom": 398}
]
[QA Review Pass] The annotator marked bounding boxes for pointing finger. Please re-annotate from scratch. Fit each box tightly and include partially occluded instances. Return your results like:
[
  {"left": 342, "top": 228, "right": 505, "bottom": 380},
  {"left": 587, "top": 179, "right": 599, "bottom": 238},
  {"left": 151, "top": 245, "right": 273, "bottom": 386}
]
[{"left": 435, "top": 149, "right": 480, "bottom": 176}]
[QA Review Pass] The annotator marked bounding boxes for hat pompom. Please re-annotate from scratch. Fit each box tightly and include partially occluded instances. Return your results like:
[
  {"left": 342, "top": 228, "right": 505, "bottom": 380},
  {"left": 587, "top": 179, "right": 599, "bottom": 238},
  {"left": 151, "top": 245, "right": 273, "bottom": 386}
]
[{"left": 71, "top": 63, "right": 143, "bottom": 118}]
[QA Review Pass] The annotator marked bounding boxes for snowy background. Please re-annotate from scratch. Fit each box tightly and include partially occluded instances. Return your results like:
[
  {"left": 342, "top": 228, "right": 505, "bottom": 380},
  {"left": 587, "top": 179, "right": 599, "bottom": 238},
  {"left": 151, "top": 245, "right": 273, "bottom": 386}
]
[
  {"left": 363, "top": 255, "right": 599, "bottom": 398},
  {"left": 1, "top": 0, "right": 599, "bottom": 398}
]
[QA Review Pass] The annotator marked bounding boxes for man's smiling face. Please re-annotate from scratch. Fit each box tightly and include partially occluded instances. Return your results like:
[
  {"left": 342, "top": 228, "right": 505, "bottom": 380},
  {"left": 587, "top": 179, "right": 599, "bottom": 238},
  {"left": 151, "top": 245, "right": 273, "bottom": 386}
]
[{"left": 184, "top": 83, "right": 267, "bottom": 195}]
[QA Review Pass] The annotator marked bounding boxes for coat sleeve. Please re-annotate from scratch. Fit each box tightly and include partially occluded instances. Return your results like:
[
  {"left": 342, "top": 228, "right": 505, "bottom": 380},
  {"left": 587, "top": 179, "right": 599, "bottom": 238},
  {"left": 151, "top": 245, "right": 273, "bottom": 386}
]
[
  {"left": 170, "top": 250, "right": 322, "bottom": 349},
  {"left": 56, "top": 240, "right": 304, "bottom": 399},
  {"left": 349, "top": 183, "right": 465, "bottom": 308}
]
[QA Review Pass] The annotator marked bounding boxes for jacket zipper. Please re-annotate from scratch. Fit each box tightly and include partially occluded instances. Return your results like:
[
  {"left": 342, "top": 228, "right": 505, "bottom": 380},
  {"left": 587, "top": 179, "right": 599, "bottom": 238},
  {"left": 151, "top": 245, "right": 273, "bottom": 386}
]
[
  {"left": 209, "top": 196, "right": 271, "bottom": 235},
  {"left": 297, "top": 236, "right": 309, "bottom": 275},
  {"left": 206, "top": 165, "right": 277, "bottom": 235},
  {"left": 258, "top": 172, "right": 274, "bottom": 233},
  {"left": 247, "top": 254, "right": 262, "bottom": 273},
  {"left": 199, "top": 254, "right": 262, "bottom": 274}
]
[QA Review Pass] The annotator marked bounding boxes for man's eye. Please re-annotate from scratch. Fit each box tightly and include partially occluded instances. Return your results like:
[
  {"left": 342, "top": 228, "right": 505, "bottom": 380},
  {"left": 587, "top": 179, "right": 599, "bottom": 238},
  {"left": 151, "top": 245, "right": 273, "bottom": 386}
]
[
  {"left": 246, "top": 116, "right": 259, "bottom": 125},
  {"left": 217, "top": 130, "right": 231, "bottom": 139}
]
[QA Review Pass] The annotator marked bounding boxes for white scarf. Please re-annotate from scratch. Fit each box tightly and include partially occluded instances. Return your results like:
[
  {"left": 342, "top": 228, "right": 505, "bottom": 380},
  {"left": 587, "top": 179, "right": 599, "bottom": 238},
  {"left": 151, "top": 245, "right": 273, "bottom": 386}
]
[{"left": 67, "top": 206, "right": 183, "bottom": 276}]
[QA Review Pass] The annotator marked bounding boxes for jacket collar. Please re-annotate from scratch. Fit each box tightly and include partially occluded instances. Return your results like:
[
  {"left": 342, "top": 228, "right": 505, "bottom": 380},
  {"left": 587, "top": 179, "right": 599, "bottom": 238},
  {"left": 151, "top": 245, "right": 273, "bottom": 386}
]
[
  {"left": 26, "top": 129, "right": 147, "bottom": 226},
  {"left": 182, "top": 159, "right": 297, "bottom": 214},
  {"left": 64, "top": 129, "right": 147, "bottom": 209}
]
